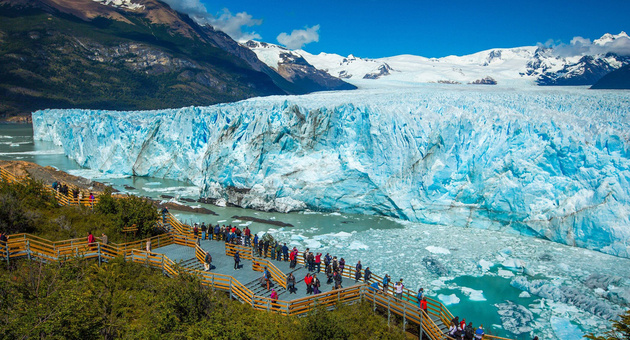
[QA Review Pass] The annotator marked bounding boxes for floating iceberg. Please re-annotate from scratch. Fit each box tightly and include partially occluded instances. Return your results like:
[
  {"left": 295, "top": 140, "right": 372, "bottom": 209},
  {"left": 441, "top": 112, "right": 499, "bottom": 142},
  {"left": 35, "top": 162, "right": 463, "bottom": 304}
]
[
  {"left": 32, "top": 86, "right": 630, "bottom": 257},
  {"left": 438, "top": 293, "right": 461, "bottom": 305}
]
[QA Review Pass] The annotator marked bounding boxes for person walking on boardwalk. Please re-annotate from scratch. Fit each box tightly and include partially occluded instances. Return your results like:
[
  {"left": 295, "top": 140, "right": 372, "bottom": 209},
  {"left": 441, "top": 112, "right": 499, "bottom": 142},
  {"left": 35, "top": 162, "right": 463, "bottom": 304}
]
[
  {"left": 214, "top": 224, "right": 221, "bottom": 241},
  {"left": 204, "top": 251, "right": 212, "bottom": 271},
  {"left": 464, "top": 322, "right": 474, "bottom": 340},
  {"left": 87, "top": 231, "right": 96, "bottom": 251},
  {"left": 394, "top": 279, "right": 404, "bottom": 299},
  {"left": 315, "top": 253, "right": 322, "bottom": 273},
  {"left": 339, "top": 258, "right": 346, "bottom": 275},
  {"left": 146, "top": 239, "right": 151, "bottom": 253},
  {"left": 244, "top": 226, "right": 251, "bottom": 245},
  {"left": 234, "top": 250, "right": 240, "bottom": 270},
  {"left": 282, "top": 243, "right": 289, "bottom": 261},
  {"left": 355, "top": 261, "right": 362, "bottom": 282},
  {"left": 333, "top": 270, "right": 343, "bottom": 289},
  {"left": 161, "top": 207, "right": 168, "bottom": 223},
  {"left": 253, "top": 234, "right": 259, "bottom": 252},
  {"left": 307, "top": 252, "right": 315, "bottom": 272},
  {"left": 200, "top": 222, "right": 207, "bottom": 240},
  {"left": 289, "top": 248, "right": 296, "bottom": 268},
  {"left": 420, "top": 297, "right": 428, "bottom": 313},
  {"left": 304, "top": 273, "right": 313, "bottom": 294},
  {"left": 312, "top": 274, "right": 321, "bottom": 294},
  {"left": 258, "top": 239, "right": 264, "bottom": 257},
  {"left": 474, "top": 325, "right": 484, "bottom": 340},
  {"left": 263, "top": 239, "right": 270, "bottom": 258},
  {"left": 270, "top": 289, "right": 278, "bottom": 305},
  {"left": 326, "top": 264, "right": 333, "bottom": 284},
  {"left": 263, "top": 267, "right": 271, "bottom": 290},
  {"left": 382, "top": 274, "right": 390, "bottom": 294},
  {"left": 287, "top": 273, "right": 296, "bottom": 294},
  {"left": 364, "top": 266, "right": 372, "bottom": 283},
  {"left": 193, "top": 224, "right": 199, "bottom": 238},
  {"left": 303, "top": 248, "right": 310, "bottom": 269},
  {"left": 275, "top": 243, "right": 282, "bottom": 261},
  {"left": 417, "top": 287, "right": 424, "bottom": 308}
]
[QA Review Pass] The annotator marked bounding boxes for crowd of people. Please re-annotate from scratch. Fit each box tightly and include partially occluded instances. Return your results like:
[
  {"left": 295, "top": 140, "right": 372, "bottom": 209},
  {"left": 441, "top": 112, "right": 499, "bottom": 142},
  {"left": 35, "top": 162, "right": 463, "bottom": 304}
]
[
  {"left": 51, "top": 181, "right": 95, "bottom": 206},
  {"left": 183, "top": 220, "right": 496, "bottom": 338}
]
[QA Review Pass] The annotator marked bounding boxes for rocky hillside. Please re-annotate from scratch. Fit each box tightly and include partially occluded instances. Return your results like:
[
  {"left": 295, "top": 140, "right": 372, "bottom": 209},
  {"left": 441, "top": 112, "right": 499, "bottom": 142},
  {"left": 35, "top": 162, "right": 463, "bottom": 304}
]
[
  {"left": 591, "top": 64, "right": 630, "bottom": 89},
  {"left": 0, "top": 0, "right": 354, "bottom": 120}
]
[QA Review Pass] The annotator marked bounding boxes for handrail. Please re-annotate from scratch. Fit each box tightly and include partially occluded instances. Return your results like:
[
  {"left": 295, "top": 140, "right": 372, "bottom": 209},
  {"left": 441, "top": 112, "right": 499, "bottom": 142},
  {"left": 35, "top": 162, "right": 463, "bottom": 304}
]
[{"left": 1, "top": 165, "right": 508, "bottom": 340}]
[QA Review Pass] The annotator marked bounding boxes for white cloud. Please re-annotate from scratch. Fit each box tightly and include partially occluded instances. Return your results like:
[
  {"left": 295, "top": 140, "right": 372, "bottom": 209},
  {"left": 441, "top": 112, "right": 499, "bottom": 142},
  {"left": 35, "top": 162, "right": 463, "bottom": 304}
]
[
  {"left": 547, "top": 32, "right": 630, "bottom": 57},
  {"left": 160, "top": 0, "right": 262, "bottom": 42},
  {"left": 277, "top": 25, "right": 320, "bottom": 50},
  {"left": 209, "top": 9, "right": 262, "bottom": 42}
]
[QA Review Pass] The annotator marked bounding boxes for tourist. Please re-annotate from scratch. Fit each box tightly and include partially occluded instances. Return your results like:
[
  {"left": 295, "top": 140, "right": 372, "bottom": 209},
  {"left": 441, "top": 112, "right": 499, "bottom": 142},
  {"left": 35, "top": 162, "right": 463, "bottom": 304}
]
[
  {"left": 303, "top": 248, "right": 310, "bottom": 268},
  {"left": 275, "top": 243, "right": 282, "bottom": 261},
  {"left": 332, "top": 256, "right": 338, "bottom": 272},
  {"left": 282, "top": 243, "right": 289, "bottom": 261},
  {"left": 312, "top": 274, "right": 321, "bottom": 294},
  {"left": 289, "top": 248, "right": 296, "bottom": 268},
  {"left": 263, "top": 267, "right": 271, "bottom": 290},
  {"left": 234, "top": 250, "right": 240, "bottom": 270},
  {"left": 99, "top": 232, "right": 108, "bottom": 245},
  {"left": 420, "top": 297, "right": 428, "bottom": 313},
  {"left": 214, "top": 224, "right": 221, "bottom": 241},
  {"left": 204, "top": 251, "right": 212, "bottom": 271},
  {"left": 355, "top": 261, "right": 362, "bottom": 282},
  {"left": 307, "top": 252, "right": 315, "bottom": 272},
  {"left": 474, "top": 325, "right": 484, "bottom": 340},
  {"left": 244, "top": 226, "right": 251, "bottom": 246},
  {"left": 287, "top": 273, "right": 296, "bottom": 294},
  {"left": 161, "top": 207, "right": 168, "bottom": 223},
  {"left": 460, "top": 318, "right": 466, "bottom": 331},
  {"left": 394, "top": 279, "right": 404, "bottom": 299},
  {"left": 193, "top": 223, "right": 199, "bottom": 238},
  {"left": 364, "top": 266, "right": 372, "bottom": 283},
  {"left": 263, "top": 239, "right": 270, "bottom": 258},
  {"left": 0, "top": 231, "right": 8, "bottom": 245},
  {"left": 417, "top": 287, "right": 424, "bottom": 307},
  {"left": 448, "top": 322, "right": 458, "bottom": 338},
  {"left": 78, "top": 191, "right": 83, "bottom": 204},
  {"left": 146, "top": 239, "right": 151, "bottom": 252},
  {"left": 333, "top": 270, "right": 343, "bottom": 289},
  {"left": 305, "top": 273, "right": 313, "bottom": 294},
  {"left": 326, "top": 264, "right": 333, "bottom": 284},
  {"left": 382, "top": 274, "right": 390, "bottom": 294},
  {"left": 270, "top": 289, "right": 278, "bottom": 304},
  {"left": 339, "top": 257, "right": 346, "bottom": 275},
  {"left": 315, "top": 253, "right": 322, "bottom": 273},
  {"left": 270, "top": 241, "right": 276, "bottom": 259},
  {"left": 324, "top": 253, "right": 331, "bottom": 267},
  {"left": 253, "top": 234, "right": 259, "bottom": 252},
  {"left": 52, "top": 181, "right": 58, "bottom": 191},
  {"left": 208, "top": 223, "right": 213, "bottom": 240},
  {"left": 89, "top": 192, "right": 95, "bottom": 208},
  {"left": 87, "top": 231, "right": 96, "bottom": 251},
  {"left": 464, "top": 322, "right": 474, "bottom": 340},
  {"left": 200, "top": 222, "right": 207, "bottom": 240},
  {"left": 258, "top": 240, "right": 264, "bottom": 258}
]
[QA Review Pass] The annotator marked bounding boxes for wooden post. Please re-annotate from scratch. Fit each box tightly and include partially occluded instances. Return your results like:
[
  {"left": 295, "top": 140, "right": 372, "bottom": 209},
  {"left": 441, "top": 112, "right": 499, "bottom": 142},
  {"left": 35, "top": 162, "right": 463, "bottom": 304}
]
[
  {"left": 98, "top": 243, "right": 101, "bottom": 266},
  {"left": 5, "top": 242, "right": 9, "bottom": 267},
  {"left": 26, "top": 240, "right": 31, "bottom": 260},
  {"left": 388, "top": 295, "right": 391, "bottom": 327},
  {"left": 419, "top": 309, "right": 425, "bottom": 340},
  {"left": 403, "top": 303, "right": 407, "bottom": 332}
]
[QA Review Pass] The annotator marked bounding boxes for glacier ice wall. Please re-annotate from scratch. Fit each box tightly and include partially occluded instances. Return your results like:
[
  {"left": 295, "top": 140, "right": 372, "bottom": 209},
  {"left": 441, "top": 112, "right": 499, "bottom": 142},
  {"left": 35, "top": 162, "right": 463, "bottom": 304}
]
[{"left": 32, "top": 86, "right": 630, "bottom": 257}]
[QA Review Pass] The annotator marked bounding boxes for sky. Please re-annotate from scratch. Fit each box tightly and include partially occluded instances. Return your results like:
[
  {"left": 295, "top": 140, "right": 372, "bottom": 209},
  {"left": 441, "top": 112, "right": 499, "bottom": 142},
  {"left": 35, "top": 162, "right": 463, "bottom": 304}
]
[{"left": 166, "top": 0, "right": 630, "bottom": 58}]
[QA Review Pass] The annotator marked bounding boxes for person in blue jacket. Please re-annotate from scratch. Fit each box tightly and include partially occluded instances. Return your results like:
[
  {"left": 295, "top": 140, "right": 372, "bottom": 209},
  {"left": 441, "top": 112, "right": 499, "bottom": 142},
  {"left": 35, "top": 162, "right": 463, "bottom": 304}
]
[{"left": 234, "top": 250, "right": 240, "bottom": 270}]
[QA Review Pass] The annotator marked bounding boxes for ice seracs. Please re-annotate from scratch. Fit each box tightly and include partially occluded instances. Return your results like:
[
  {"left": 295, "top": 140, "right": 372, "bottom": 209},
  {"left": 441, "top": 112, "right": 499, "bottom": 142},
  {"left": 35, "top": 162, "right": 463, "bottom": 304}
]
[
  {"left": 92, "top": 0, "right": 144, "bottom": 10},
  {"left": 32, "top": 86, "right": 630, "bottom": 259}
]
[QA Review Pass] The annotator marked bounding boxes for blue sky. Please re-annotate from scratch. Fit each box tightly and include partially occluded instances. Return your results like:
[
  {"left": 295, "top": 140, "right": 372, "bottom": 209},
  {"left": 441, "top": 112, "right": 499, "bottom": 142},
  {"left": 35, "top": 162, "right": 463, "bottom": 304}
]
[{"left": 178, "top": 0, "right": 629, "bottom": 58}]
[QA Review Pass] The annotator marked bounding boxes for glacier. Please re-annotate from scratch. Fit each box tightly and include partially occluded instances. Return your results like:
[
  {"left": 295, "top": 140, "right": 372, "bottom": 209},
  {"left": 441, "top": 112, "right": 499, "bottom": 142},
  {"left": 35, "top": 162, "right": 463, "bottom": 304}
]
[{"left": 32, "top": 85, "right": 630, "bottom": 257}]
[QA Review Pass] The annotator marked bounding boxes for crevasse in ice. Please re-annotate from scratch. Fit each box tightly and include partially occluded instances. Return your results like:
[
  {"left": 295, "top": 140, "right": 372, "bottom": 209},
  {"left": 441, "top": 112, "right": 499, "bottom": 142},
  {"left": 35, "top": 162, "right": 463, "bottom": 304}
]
[{"left": 32, "top": 86, "right": 630, "bottom": 257}]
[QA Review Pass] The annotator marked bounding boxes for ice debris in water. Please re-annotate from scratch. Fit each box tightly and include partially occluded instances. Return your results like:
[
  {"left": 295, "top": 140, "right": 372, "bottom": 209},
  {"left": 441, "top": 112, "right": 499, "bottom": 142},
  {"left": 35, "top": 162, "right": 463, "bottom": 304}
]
[
  {"left": 550, "top": 316, "right": 584, "bottom": 340},
  {"left": 495, "top": 301, "right": 534, "bottom": 335},
  {"left": 438, "top": 294, "right": 461, "bottom": 305},
  {"left": 32, "top": 86, "right": 630, "bottom": 258},
  {"left": 511, "top": 276, "right": 623, "bottom": 320},
  {"left": 426, "top": 246, "right": 451, "bottom": 254},
  {"left": 460, "top": 287, "right": 487, "bottom": 301}
]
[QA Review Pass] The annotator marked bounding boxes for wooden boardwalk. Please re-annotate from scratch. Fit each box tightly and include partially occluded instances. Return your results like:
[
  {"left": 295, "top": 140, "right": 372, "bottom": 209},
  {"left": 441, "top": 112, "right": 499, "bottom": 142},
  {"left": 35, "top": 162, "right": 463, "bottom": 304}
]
[{"left": 0, "top": 165, "right": 512, "bottom": 340}]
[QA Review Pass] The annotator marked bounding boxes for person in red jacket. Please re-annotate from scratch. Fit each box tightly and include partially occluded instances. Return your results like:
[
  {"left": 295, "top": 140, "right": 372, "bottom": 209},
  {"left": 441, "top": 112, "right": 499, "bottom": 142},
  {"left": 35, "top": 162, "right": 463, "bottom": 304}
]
[
  {"left": 420, "top": 297, "right": 428, "bottom": 313},
  {"left": 270, "top": 289, "right": 278, "bottom": 304},
  {"left": 87, "top": 231, "right": 96, "bottom": 251},
  {"left": 304, "top": 273, "right": 313, "bottom": 294}
]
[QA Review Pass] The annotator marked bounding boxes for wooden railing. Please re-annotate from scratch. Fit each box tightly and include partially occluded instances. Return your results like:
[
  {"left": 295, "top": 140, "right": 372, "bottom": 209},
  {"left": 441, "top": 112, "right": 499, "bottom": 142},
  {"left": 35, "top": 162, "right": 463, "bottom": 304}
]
[{"left": 0, "top": 166, "right": 507, "bottom": 340}]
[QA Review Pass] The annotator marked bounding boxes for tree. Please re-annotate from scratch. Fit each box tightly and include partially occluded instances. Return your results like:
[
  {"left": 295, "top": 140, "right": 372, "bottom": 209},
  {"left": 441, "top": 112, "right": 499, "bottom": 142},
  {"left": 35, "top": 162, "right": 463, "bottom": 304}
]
[{"left": 586, "top": 310, "right": 630, "bottom": 340}]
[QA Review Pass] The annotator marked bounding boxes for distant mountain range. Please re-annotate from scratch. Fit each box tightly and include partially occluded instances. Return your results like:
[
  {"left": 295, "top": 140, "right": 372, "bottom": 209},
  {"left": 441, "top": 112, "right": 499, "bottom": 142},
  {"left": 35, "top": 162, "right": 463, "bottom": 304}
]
[
  {"left": 0, "top": 0, "right": 354, "bottom": 120},
  {"left": 245, "top": 32, "right": 630, "bottom": 87},
  {"left": 0, "top": 0, "right": 627, "bottom": 121}
]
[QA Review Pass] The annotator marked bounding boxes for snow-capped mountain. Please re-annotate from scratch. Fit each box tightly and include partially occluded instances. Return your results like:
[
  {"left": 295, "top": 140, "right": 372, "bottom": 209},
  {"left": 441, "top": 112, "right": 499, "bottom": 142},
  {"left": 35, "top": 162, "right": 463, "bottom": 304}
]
[{"left": 245, "top": 32, "right": 630, "bottom": 87}]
